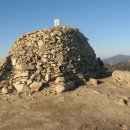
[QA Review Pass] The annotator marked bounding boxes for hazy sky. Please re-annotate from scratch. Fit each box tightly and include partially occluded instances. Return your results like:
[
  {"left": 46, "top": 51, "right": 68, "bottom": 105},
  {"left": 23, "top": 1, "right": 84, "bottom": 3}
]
[{"left": 0, "top": 0, "right": 130, "bottom": 59}]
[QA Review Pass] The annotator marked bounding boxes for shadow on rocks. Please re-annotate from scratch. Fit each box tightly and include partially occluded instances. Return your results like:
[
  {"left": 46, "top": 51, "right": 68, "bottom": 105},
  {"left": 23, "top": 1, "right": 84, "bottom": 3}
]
[
  {"left": 0, "top": 56, "right": 13, "bottom": 82},
  {"left": 62, "top": 71, "right": 86, "bottom": 92}
]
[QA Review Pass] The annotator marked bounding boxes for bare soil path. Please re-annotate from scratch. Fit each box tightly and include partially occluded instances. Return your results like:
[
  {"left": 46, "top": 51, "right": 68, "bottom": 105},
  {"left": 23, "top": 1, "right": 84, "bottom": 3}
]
[{"left": 0, "top": 77, "right": 130, "bottom": 130}]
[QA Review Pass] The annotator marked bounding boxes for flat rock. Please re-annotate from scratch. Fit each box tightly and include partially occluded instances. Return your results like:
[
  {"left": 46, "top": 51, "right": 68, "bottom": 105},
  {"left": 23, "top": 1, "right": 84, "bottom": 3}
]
[
  {"left": 55, "top": 77, "right": 65, "bottom": 84},
  {"left": 14, "top": 72, "right": 29, "bottom": 78},
  {"left": 15, "top": 64, "right": 35, "bottom": 70},
  {"left": 13, "top": 83, "right": 30, "bottom": 92}
]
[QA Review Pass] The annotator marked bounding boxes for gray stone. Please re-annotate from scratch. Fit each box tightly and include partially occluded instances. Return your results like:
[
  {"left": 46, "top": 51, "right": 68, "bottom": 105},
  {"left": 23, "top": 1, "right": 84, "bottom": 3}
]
[
  {"left": 35, "top": 74, "right": 41, "bottom": 82},
  {"left": 67, "top": 81, "right": 75, "bottom": 90},
  {"left": 30, "top": 74, "right": 36, "bottom": 80},
  {"left": 8, "top": 85, "right": 15, "bottom": 90},
  {"left": 87, "top": 78, "right": 97, "bottom": 87}
]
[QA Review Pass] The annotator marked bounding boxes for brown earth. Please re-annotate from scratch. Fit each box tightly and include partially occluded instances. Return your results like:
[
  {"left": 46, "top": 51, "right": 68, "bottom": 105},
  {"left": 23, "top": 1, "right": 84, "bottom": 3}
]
[{"left": 0, "top": 76, "right": 130, "bottom": 130}]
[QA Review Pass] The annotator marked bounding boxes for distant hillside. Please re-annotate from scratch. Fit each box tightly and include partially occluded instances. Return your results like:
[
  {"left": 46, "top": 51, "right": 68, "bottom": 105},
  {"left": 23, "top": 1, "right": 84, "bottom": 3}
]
[
  {"left": 103, "top": 54, "right": 130, "bottom": 65},
  {"left": 105, "top": 60, "right": 130, "bottom": 72}
]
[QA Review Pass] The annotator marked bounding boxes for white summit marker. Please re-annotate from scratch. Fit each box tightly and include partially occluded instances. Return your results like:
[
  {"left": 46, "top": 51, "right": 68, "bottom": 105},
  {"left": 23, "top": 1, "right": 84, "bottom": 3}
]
[{"left": 54, "top": 19, "right": 60, "bottom": 27}]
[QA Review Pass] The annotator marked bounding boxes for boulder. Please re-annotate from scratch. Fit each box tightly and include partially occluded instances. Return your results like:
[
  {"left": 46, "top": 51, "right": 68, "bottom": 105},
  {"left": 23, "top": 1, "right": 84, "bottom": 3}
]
[
  {"left": 29, "top": 81, "right": 43, "bottom": 92},
  {"left": 87, "top": 78, "right": 97, "bottom": 87},
  {"left": 55, "top": 82, "right": 66, "bottom": 94},
  {"left": 112, "top": 70, "right": 130, "bottom": 85}
]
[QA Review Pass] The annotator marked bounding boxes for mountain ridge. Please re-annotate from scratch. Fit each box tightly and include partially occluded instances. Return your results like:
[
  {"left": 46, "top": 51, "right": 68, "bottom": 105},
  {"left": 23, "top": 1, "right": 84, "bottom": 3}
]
[{"left": 103, "top": 54, "right": 130, "bottom": 65}]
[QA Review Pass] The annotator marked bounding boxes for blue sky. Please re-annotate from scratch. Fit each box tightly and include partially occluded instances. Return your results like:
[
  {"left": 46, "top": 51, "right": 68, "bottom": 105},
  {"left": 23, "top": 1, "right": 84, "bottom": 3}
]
[{"left": 0, "top": 0, "right": 130, "bottom": 59}]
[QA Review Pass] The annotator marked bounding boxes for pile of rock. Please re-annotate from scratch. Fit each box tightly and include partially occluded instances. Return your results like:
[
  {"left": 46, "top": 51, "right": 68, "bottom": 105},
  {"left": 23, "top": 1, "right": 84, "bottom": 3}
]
[{"left": 0, "top": 26, "right": 106, "bottom": 95}]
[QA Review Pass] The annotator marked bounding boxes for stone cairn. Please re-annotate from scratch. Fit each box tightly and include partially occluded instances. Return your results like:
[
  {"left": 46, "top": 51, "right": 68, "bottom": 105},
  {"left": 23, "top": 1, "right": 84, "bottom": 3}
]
[{"left": 0, "top": 26, "right": 106, "bottom": 95}]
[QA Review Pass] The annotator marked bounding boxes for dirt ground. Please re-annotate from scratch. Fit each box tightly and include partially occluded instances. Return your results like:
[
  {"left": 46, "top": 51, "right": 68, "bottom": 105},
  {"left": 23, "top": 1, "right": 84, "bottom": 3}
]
[{"left": 0, "top": 77, "right": 130, "bottom": 130}]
